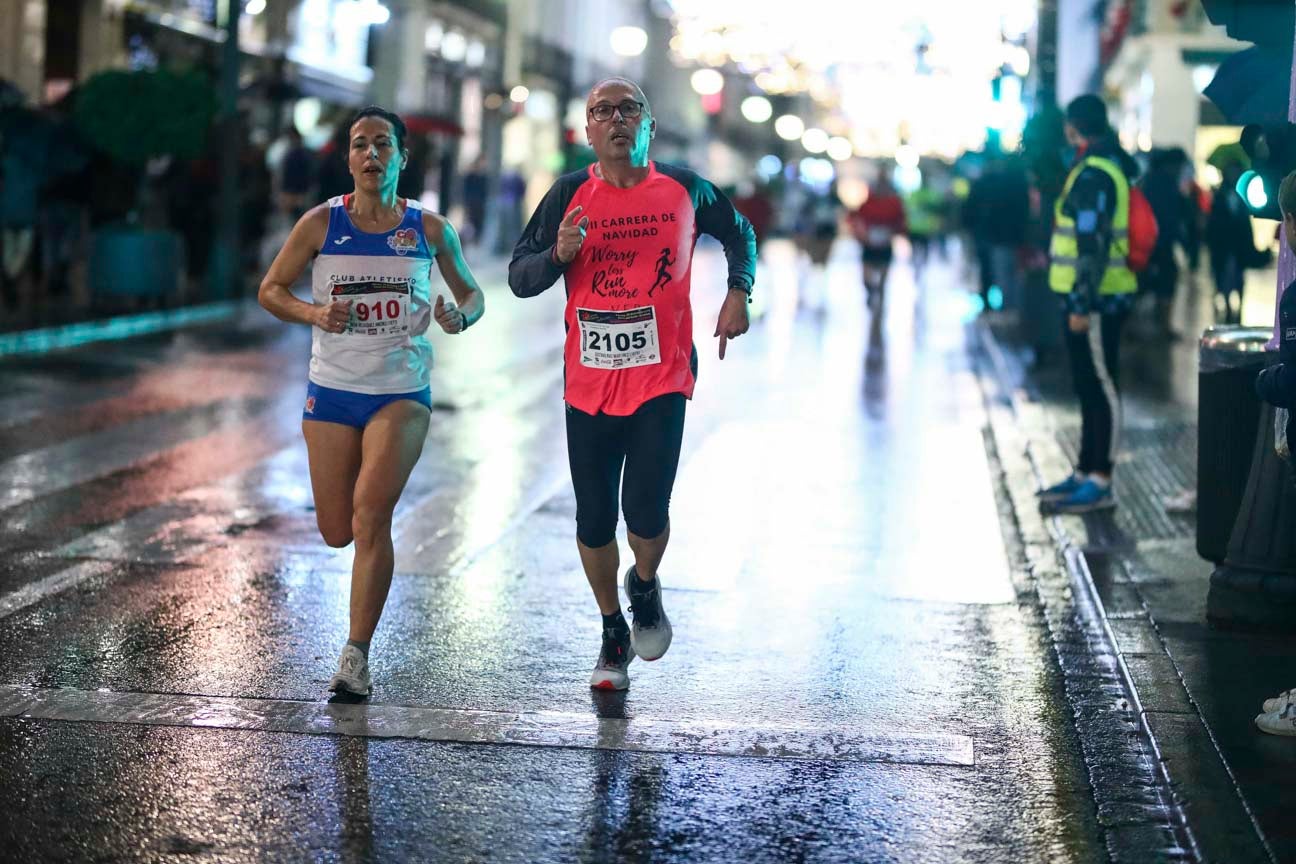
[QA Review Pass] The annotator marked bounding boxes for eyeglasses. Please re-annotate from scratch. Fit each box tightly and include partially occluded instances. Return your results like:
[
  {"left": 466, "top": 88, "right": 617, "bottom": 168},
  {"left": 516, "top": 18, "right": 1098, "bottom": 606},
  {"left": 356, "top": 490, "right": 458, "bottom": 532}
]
[{"left": 588, "top": 100, "right": 644, "bottom": 122}]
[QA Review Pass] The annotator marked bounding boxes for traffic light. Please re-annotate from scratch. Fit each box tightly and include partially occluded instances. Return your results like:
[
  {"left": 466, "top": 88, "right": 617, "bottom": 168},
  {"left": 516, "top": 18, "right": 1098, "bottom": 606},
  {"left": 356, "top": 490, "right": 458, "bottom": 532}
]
[
  {"left": 1203, "top": 3, "right": 1296, "bottom": 218},
  {"left": 1236, "top": 123, "right": 1296, "bottom": 220}
]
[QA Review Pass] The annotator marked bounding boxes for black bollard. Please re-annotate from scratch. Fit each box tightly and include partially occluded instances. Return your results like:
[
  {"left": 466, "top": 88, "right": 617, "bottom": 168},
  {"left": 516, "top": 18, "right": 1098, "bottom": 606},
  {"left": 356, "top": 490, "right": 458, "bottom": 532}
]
[{"left": 1207, "top": 385, "right": 1296, "bottom": 631}]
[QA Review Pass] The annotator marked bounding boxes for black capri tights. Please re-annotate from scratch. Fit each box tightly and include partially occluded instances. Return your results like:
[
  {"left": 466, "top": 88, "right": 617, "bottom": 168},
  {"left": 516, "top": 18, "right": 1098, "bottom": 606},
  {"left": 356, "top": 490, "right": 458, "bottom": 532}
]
[{"left": 565, "top": 393, "right": 687, "bottom": 548}]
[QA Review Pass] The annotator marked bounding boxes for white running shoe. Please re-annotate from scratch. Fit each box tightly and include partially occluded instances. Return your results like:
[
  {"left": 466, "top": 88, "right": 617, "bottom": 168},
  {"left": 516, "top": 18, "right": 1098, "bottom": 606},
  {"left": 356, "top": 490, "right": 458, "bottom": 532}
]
[
  {"left": 1256, "top": 702, "right": 1296, "bottom": 737},
  {"left": 624, "top": 567, "right": 673, "bottom": 662},
  {"left": 328, "top": 645, "right": 371, "bottom": 697},
  {"left": 590, "top": 628, "right": 633, "bottom": 691},
  {"left": 1263, "top": 688, "right": 1296, "bottom": 714}
]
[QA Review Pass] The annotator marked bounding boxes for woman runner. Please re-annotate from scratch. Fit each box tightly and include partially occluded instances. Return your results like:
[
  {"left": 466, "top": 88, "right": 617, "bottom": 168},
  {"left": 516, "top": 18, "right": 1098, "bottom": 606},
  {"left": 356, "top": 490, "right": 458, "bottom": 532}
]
[{"left": 258, "top": 106, "right": 485, "bottom": 697}]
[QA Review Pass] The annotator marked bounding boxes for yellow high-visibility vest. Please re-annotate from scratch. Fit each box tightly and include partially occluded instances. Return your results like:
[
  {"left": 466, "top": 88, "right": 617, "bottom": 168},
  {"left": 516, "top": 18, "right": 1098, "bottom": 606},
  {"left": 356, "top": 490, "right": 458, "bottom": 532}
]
[{"left": 1049, "top": 156, "right": 1137, "bottom": 296}]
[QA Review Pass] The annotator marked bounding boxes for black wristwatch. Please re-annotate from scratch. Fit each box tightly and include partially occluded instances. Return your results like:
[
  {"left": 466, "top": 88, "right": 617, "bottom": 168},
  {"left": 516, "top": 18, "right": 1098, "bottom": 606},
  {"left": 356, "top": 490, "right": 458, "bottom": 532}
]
[{"left": 728, "top": 283, "right": 753, "bottom": 303}]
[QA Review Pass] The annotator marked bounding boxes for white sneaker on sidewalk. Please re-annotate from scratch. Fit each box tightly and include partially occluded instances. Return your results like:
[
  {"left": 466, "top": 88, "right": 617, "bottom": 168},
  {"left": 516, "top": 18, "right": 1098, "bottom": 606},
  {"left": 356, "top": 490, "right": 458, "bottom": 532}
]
[
  {"left": 328, "top": 644, "right": 371, "bottom": 697},
  {"left": 1263, "top": 688, "right": 1296, "bottom": 714},
  {"left": 1256, "top": 703, "right": 1296, "bottom": 736}
]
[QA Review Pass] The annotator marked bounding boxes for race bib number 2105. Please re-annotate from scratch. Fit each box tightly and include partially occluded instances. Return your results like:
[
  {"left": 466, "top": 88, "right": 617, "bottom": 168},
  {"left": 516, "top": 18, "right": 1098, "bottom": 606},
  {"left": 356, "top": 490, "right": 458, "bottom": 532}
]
[{"left": 577, "top": 306, "right": 661, "bottom": 370}]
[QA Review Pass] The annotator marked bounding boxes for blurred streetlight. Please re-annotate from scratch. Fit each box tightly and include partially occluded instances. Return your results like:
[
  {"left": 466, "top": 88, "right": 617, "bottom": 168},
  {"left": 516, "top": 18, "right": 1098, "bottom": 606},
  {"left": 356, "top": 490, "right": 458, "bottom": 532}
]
[
  {"left": 699, "top": 31, "right": 726, "bottom": 67},
  {"left": 441, "top": 31, "right": 467, "bottom": 62},
  {"left": 1004, "top": 45, "right": 1030, "bottom": 77},
  {"left": 611, "top": 26, "right": 648, "bottom": 57},
  {"left": 465, "top": 39, "right": 486, "bottom": 68},
  {"left": 245, "top": 0, "right": 266, "bottom": 14},
  {"left": 826, "top": 136, "right": 853, "bottom": 161},
  {"left": 774, "top": 114, "right": 804, "bottom": 141},
  {"left": 425, "top": 22, "right": 443, "bottom": 51},
  {"left": 741, "top": 96, "right": 773, "bottom": 123},
  {"left": 1001, "top": 0, "right": 1036, "bottom": 39},
  {"left": 801, "top": 127, "right": 829, "bottom": 153},
  {"left": 895, "top": 144, "right": 920, "bottom": 169},
  {"left": 690, "top": 68, "right": 724, "bottom": 96},
  {"left": 510, "top": 85, "right": 530, "bottom": 103},
  {"left": 800, "top": 157, "right": 835, "bottom": 185},
  {"left": 338, "top": 0, "right": 389, "bottom": 26}
]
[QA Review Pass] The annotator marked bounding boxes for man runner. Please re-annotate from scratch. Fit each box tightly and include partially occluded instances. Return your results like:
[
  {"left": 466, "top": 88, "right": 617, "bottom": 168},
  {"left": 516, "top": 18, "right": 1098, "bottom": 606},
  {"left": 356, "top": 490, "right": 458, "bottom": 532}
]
[{"left": 508, "top": 77, "right": 756, "bottom": 690}]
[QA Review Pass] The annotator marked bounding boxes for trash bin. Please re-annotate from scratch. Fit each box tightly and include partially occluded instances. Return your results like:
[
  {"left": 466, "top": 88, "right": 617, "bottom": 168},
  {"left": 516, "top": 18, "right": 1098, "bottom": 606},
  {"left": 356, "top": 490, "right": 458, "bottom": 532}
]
[{"left": 1197, "top": 326, "right": 1272, "bottom": 563}]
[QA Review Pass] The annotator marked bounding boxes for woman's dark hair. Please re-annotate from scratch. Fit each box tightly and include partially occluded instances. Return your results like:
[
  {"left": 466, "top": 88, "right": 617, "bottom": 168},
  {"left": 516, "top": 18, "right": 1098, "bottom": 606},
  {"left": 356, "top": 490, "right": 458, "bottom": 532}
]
[{"left": 349, "top": 106, "right": 407, "bottom": 150}]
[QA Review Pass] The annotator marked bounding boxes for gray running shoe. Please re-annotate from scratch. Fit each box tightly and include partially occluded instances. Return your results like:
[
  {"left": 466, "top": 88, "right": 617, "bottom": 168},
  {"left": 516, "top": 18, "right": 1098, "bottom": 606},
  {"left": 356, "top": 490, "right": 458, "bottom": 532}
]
[
  {"left": 328, "top": 644, "right": 371, "bottom": 697},
  {"left": 625, "top": 566, "right": 673, "bottom": 661},
  {"left": 590, "top": 627, "right": 633, "bottom": 690}
]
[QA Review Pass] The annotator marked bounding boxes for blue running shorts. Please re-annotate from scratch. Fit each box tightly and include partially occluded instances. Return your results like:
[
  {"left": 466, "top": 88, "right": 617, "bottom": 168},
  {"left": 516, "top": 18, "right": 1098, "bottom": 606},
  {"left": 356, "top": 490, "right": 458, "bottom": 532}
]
[{"left": 302, "top": 382, "right": 432, "bottom": 429}]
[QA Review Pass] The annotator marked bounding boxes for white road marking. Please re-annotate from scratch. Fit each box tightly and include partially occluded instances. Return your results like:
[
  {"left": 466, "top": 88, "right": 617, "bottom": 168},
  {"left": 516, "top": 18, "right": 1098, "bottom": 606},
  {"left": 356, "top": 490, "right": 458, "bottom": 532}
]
[
  {"left": 0, "top": 560, "right": 118, "bottom": 619},
  {"left": 0, "top": 685, "right": 974, "bottom": 766}
]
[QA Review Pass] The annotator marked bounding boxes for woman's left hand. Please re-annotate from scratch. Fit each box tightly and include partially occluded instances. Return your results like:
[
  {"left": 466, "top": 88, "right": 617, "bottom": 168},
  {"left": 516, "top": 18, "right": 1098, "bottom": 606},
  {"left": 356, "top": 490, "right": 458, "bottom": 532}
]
[{"left": 434, "top": 294, "right": 466, "bottom": 334}]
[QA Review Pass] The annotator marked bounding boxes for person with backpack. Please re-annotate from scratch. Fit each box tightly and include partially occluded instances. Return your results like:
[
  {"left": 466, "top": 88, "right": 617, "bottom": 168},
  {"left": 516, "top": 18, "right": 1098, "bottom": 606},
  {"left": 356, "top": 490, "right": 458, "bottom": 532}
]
[
  {"left": 1037, "top": 94, "right": 1147, "bottom": 514},
  {"left": 1139, "top": 148, "right": 1189, "bottom": 339}
]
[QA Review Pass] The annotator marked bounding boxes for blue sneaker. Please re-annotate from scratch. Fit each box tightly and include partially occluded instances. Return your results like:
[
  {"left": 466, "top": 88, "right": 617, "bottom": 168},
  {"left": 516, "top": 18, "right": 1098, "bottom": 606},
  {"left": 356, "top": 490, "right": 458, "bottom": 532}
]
[
  {"left": 1037, "top": 473, "right": 1085, "bottom": 503},
  {"left": 1044, "top": 479, "right": 1115, "bottom": 514}
]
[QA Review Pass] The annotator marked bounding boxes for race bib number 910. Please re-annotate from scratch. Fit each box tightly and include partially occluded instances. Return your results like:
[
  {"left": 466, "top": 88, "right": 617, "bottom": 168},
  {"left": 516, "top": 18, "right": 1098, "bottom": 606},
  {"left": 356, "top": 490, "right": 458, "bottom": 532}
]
[
  {"left": 331, "top": 280, "right": 411, "bottom": 337},
  {"left": 577, "top": 306, "right": 661, "bottom": 370}
]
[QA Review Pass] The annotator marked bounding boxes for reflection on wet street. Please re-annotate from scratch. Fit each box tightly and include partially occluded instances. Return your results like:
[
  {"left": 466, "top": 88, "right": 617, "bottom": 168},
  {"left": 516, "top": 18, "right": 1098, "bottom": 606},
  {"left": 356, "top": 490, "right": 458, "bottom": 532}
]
[{"left": 0, "top": 246, "right": 1109, "bottom": 861}]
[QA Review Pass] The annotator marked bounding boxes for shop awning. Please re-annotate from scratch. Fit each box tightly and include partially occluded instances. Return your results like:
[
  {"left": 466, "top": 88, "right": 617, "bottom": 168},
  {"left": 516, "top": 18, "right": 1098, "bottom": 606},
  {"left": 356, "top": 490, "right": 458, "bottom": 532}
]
[
  {"left": 405, "top": 114, "right": 464, "bottom": 137},
  {"left": 291, "top": 61, "right": 371, "bottom": 108}
]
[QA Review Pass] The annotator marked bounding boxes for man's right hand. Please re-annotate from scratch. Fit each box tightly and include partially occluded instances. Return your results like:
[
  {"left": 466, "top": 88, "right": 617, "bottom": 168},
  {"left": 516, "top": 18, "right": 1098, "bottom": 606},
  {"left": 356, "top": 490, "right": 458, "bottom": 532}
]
[
  {"left": 1068, "top": 313, "right": 1090, "bottom": 334},
  {"left": 315, "top": 299, "right": 352, "bottom": 333},
  {"left": 555, "top": 205, "right": 590, "bottom": 264}
]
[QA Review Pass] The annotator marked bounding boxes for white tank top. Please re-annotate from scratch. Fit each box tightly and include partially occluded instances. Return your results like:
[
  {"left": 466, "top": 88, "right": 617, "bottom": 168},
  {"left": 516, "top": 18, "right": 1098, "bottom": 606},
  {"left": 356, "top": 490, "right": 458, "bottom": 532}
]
[{"left": 309, "top": 195, "right": 435, "bottom": 393}]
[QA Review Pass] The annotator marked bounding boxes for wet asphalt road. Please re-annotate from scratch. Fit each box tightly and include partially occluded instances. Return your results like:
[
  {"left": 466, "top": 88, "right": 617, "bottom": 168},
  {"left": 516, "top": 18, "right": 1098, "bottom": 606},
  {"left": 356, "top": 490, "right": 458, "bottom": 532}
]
[{"left": 0, "top": 243, "right": 1108, "bottom": 863}]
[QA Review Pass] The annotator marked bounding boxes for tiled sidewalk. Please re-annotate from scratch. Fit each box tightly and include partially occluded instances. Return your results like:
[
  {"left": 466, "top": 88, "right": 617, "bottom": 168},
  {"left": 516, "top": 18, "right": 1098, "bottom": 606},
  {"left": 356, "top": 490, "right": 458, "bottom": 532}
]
[{"left": 980, "top": 297, "right": 1296, "bottom": 863}]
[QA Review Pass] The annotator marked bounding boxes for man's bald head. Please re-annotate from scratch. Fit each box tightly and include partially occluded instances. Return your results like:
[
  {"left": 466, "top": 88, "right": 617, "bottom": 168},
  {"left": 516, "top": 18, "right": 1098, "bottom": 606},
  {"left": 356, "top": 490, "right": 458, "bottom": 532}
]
[
  {"left": 587, "top": 77, "right": 650, "bottom": 114},
  {"left": 585, "top": 77, "right": 655, "bottom": 169}
]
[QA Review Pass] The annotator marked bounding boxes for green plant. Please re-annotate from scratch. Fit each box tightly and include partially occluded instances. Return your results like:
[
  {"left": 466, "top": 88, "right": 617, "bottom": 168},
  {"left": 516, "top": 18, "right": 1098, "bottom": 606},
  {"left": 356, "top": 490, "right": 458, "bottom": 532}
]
[{"left": 73, "top": 68, "right": 217, "bottom": 165}]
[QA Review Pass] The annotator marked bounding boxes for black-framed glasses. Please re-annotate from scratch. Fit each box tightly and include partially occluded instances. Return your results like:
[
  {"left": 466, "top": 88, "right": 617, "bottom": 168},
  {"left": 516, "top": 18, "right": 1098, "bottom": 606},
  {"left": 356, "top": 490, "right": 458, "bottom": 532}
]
[{"left": 588, "top": 100, "right": 644, "bottom": 122}]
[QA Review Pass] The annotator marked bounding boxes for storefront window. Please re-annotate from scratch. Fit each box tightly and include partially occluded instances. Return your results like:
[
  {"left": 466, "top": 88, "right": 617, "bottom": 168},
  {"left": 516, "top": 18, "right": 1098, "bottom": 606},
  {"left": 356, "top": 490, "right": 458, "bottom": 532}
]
[{"left": 288, "top": 0, "right": 380, "bottom": 83}]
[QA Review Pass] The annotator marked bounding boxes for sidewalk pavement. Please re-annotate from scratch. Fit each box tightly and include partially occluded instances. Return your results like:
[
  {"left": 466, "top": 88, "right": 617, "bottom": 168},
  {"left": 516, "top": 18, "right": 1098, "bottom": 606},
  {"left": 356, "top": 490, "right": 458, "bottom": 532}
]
[
  {"left": 979, "top": 277, "right": 1296, "bottom": 864},
  {"left": 0, "top": 252, "right": 514, "bottom": 357}
]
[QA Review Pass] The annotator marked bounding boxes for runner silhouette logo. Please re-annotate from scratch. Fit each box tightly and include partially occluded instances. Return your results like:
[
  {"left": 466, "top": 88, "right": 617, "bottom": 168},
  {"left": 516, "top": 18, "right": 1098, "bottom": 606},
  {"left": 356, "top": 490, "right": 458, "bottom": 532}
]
[{"left": 649, "top": 247, "right": 675, "bottom": 297}]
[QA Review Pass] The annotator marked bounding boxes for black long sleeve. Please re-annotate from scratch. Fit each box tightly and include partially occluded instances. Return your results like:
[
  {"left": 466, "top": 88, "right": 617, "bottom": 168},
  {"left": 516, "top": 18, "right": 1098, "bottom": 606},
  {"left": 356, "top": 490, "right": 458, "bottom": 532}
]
[
  {"left": 508, "top": 171, "right": 585, "bottom": 298},
  {"left": 656, "top": 163, "right": 756, "bottom": 293}
]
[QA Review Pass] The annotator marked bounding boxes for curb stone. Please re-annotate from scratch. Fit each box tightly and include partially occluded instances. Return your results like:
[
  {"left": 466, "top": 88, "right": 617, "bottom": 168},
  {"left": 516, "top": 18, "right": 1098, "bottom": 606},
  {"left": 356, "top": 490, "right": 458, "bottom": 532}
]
[{"left": 972, "top": 320, "right": 1197, "bottom": 863}]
